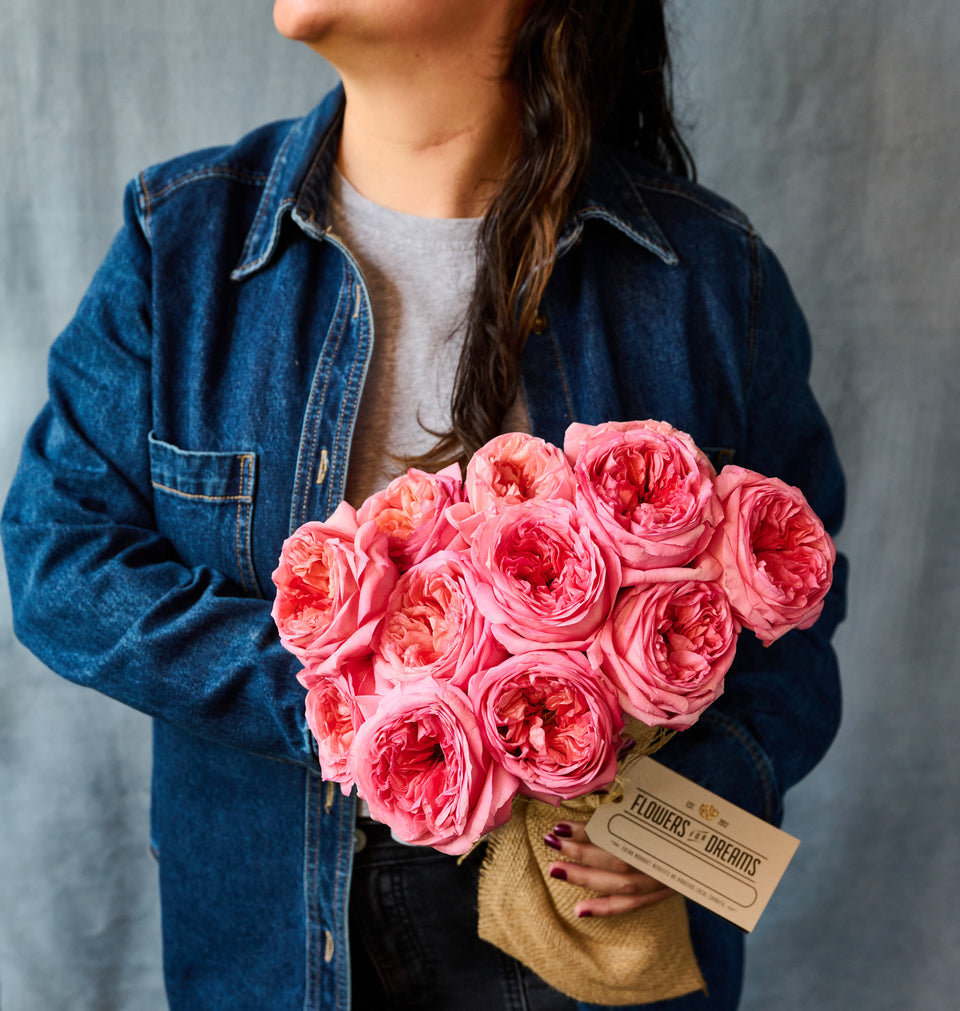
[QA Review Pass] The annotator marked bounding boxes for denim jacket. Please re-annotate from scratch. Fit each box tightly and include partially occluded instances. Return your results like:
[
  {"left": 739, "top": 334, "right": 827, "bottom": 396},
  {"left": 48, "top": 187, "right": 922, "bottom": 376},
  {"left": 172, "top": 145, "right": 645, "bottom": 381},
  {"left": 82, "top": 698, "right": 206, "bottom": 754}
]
[{"left": 3, "top": 86, "right": 846, "bottom": 1010}]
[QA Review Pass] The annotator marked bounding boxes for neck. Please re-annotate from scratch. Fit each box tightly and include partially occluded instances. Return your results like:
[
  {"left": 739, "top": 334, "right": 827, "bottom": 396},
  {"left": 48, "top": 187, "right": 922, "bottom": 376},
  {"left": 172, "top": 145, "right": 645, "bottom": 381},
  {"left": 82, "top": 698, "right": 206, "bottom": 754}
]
[{"left": 333, "top": 60, "right": 519, "bottom": 219}]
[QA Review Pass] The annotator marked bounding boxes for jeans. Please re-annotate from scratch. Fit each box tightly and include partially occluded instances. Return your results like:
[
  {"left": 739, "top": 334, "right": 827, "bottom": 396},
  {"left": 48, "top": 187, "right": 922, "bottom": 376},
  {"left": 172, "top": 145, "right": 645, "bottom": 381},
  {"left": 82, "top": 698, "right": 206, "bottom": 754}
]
[
  {"left": 348, "top": 819, "right": 741, "bottom": 1011},
  {"left": 350, "top": 818, "right": 573, "bottom": 1010}
]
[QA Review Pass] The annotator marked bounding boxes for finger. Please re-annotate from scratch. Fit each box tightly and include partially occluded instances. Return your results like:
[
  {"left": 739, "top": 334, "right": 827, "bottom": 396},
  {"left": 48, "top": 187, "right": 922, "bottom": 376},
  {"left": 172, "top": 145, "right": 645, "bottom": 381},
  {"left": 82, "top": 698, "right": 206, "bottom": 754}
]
[
  {"left": 573, "top": 887, "right": 676, "bottom": 919},
  {"left": 548, "top": 859, "right": 667, "bottom": 898},
  {"left": 544, "top": 822, "right": 634, "bottom": 874},
  {"left": 552, "top": 820, "right": 589, "bottom": 842}
]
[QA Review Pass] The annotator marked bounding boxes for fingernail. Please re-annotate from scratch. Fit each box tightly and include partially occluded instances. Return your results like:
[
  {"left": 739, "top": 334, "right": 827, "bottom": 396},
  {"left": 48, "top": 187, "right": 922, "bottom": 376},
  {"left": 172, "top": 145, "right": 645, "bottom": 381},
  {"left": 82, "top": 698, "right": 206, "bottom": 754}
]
[
  {"left": 577, "top": 909, "right": 593, "bottom": 918},
  {"left": 553, "top": 823, "right": 573, "bottom": 838},
  {"left": 549, "top": 866, "right": 567, "bottom": 881},
  {"left": 543, "top": 833, "right": 562, "bottom": 851}
]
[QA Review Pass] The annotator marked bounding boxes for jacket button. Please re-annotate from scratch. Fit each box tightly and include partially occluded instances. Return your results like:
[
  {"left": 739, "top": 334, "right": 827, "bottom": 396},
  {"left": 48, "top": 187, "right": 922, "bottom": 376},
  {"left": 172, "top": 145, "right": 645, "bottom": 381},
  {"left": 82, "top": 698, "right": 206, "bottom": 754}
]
[
  {"left": 315, "top": 448, "right": 330, "bottom": 486},
  {"left": 323, "top": 929, "right": 335, "bottom": 963},
  {"left": 531, "top": 314, "right": 547, "bottom": 334},
  {"left": 353, "top": 828, "right": 367, "bottom": 853}
]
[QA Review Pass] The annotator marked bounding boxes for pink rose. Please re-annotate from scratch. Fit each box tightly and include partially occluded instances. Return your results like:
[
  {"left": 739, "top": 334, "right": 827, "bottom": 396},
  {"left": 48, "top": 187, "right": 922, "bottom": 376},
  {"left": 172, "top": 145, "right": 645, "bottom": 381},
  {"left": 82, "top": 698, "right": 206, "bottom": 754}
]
[
  {"left": 468, "top": 498, "right": 621, "bottom": 653},
  {"left": 357, "top": 463, "right": 464, "bottom": 571},
  {"left": 466, "top": 432, "right": 576, "bottom": 512},
  {"left": 469, "top": 650, "right": 624, "bottom": 805},
  {"left": 449, "top": 433, "right": 576, "bottom": 544},
  {"left": 303, "top": 672, "right": 373, "bottom": 795},
  {"left": 564, "top": 420, "right": 722, "bottom": 583},
  {"left": 296, "top": 653, "right": 382, "bottom": 697},
  {"left": 588, "top": 580, "right": 739, "bottom": 729},
  {"left": 271, "top": 502, "right": 397, "bottom": 672},
  {"left": 373, "top": 551, "right": 506, "bottom": 688},
  {"left": 350, "top": 679, "right": 519, "bottom": 855},
  {"left": 703, "top": 466, "right": 835, "bottom": 644}
]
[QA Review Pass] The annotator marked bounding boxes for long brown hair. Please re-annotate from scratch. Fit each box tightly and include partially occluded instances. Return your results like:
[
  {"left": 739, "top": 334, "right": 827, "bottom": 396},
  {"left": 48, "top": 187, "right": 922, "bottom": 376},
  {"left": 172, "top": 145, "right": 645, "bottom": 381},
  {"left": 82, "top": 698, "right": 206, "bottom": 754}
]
[{"left": 404, "top": 0, "right": 694, "bottom": 472}]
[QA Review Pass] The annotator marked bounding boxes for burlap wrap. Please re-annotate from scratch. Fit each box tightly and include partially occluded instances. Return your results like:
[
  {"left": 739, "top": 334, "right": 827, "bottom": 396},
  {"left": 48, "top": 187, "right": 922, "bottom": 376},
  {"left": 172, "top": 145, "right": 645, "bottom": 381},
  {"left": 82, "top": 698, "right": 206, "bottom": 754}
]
[{"left": 477, "top": 724, "right": 706, "bottom": 1006}]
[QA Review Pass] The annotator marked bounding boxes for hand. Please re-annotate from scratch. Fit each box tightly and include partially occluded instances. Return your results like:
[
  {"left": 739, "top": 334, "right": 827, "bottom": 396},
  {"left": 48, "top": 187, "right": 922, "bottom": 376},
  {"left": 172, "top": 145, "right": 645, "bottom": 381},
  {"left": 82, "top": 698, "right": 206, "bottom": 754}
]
[{"left": 544, "top": 820, "right": 676, "bottom": 918}]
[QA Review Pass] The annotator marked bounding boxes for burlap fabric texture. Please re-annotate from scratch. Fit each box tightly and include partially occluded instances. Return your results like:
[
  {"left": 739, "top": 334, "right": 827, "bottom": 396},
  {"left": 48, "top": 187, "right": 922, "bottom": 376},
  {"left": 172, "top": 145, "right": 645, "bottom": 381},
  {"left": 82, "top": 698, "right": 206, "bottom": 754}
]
[{"left": 477, "top": 724, "right": 707, "bottom": 1006}]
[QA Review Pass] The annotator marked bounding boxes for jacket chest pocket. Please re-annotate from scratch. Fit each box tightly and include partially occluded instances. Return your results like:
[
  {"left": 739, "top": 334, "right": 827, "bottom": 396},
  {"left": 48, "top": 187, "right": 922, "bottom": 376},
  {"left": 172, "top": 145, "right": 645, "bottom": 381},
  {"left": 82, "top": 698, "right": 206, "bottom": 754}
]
[{"left": 148, "top": 432, "right": 261, "bottom": 597}]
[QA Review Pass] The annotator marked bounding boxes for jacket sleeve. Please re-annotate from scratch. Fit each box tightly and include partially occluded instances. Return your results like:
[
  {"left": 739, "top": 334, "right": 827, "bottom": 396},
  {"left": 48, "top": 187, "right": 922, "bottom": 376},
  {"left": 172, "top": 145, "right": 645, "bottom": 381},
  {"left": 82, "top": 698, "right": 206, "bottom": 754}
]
[
  {"left": 654, "top": 235, "right": 848, "bottom": 825},
  {"left": 1, "top": 181, "right": 319, "bottom": 770}
]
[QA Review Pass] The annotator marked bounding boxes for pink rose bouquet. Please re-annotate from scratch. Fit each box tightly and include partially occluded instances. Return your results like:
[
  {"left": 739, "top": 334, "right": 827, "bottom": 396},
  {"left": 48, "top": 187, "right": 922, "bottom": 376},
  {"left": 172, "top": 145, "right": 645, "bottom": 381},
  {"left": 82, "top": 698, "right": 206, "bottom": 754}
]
[{"left": 272, "top": 421, "right": 835, "bottom": 855}]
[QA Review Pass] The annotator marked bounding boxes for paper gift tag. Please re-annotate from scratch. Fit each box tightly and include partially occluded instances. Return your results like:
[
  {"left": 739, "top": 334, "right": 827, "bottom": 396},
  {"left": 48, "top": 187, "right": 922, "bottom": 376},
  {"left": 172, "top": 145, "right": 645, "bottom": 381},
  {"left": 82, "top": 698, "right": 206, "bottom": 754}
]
[{"left": 586, "top": 757, "right": 799, "bottom": 932}]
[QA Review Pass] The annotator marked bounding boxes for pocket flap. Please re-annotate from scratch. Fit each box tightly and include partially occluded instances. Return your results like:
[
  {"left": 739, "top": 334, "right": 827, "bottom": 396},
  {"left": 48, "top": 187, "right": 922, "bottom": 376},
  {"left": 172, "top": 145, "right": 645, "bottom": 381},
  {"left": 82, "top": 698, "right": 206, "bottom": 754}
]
[{"left": 148, "top": 432, "right": 255, "bottom": 502}]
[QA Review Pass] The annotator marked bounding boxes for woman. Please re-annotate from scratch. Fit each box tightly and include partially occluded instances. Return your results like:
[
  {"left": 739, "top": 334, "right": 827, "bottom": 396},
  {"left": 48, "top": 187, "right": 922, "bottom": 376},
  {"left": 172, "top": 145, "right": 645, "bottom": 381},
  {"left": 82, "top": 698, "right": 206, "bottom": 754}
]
[{"left": 2, "top": 1, "right": 846, "bottom": 1008}]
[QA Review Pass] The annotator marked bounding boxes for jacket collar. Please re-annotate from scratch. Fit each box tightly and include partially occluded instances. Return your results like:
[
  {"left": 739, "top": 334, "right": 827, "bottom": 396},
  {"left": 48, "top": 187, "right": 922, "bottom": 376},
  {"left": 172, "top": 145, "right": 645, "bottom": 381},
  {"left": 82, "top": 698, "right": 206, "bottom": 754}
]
[
  {"left": 231, "top": 88, "right": 344, "bottom": 280},
  {"left": 561, "top": 146, "right": 678, "bottom": 266},
  {"left": 232, "top": 85, "right": 677, "bottom": 280}
]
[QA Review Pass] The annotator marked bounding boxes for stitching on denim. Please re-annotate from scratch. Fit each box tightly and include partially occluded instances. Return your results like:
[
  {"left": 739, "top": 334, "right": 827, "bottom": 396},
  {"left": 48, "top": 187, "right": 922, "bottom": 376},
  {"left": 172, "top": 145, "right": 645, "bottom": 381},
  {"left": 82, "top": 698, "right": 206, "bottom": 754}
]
[
  {"left": 245, "top": 454, "right": 257, "bottom": 588},
  {"left": 576, "top": 205, "right": 677, "bottom": 263},
  {"left": 294, "top": 106, "right": 344, "bottom": 229},
  {"left": 238, "top": 123, "right": 301, "bottom": 264},
  {"left": 137, "top": 172, "right": 153, "bottom": 244},
  {"left": 305, "top": 266, "right": 351, "bottom": 521},
  {"left": 290, "top": 259, "right": 351, "bottom": 533},
  {"left": 333, "top": 791, "right": 352, "bottom": 1010},
  {"left": 241, "top": 455, "right": 261, "bottom": 595},
  {"left": 744, "top": 229, "right": 760, "bottom": 398},
  {"left": 235, "top": 456, "right": 250, "bottom": 591},
  {"left": 315, "top": 777, "right": 327, "bottom": 1010},
  {"left": 290, "top": 382, "right": 315, "bottom": 535},
  {"left": 301, "top": 323, "right": 341, "bottom": 524},
  {"left": 706, "top": 709, "right": 780, "bottom": 821},
  {"left": 235, "top": 477, "right": 245, "bottom": 590},
  {"left": 234, "top": 197, "right": 296, "bottom": 276},
  {"left": 632, "top": 178, "right": 754, "bottom": 234},
  {"left": 150, "top": 480, "right": 250, "bottom": 503},
  {"left": 546, "top": 322, "right": 575, "bottom": 424},
  {"left": 302, "top": 774, "right": 318, "bottom": 1011},
  {"left": 147, "top": 432, "right": 245, "bottom": 461},
  {"left": 144, "top": 166, "right": 268, "bottom": 207},
  {"left": 308, "top": 778, "right": 318, "bottom": 1011},
  {"left": 327, "top": 287, "right": 368, "bottom": 515},
  {"left": 324, "top": 283, "right": 358, "bottom": 514}
]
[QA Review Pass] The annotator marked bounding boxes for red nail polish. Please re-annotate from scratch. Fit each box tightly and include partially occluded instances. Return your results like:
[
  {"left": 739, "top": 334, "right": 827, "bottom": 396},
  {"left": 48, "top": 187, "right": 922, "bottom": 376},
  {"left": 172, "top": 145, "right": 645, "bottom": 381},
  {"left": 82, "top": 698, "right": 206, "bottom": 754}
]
[
  {"left": 543, "top": 833, "right": 562, "bottom": 851},
  {"left": 553, "top": 823, "right": 573, "bottom": 838},
  {"left": 549, "top": 866, "right": 567, "bottom": 881},
  {"left": 578, "top": 910, "right": 593, "bottom": 918}
]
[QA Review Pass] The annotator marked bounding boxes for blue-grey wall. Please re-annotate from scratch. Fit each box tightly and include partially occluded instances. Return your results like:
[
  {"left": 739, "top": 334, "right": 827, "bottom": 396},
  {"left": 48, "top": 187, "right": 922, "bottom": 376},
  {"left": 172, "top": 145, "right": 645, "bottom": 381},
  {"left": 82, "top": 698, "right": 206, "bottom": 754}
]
[{"left": 2, "top": 3, "right": 957, "bottom": 1008}]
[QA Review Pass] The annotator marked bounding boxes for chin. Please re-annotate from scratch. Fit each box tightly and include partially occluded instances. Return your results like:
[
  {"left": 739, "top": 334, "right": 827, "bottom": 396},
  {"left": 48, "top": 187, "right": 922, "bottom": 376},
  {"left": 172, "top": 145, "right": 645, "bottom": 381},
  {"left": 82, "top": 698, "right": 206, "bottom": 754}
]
[{"left": 273, "top": 0, "right": 333, "bottom": 43}]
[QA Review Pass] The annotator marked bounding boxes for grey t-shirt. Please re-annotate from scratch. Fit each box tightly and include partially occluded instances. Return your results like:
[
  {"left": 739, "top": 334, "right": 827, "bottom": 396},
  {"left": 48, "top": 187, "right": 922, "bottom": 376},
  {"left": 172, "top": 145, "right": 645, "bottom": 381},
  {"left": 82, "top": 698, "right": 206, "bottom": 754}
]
[{"left": 328, "top": 169, "right": 529, "bottom": 508}]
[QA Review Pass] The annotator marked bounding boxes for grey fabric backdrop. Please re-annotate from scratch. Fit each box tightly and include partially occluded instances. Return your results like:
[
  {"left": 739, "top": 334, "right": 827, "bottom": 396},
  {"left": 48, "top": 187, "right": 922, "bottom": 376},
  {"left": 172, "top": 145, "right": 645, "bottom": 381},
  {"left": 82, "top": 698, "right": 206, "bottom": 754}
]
[{"left": 1, "top": 2, "right": 956, "bottom": 1009}]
